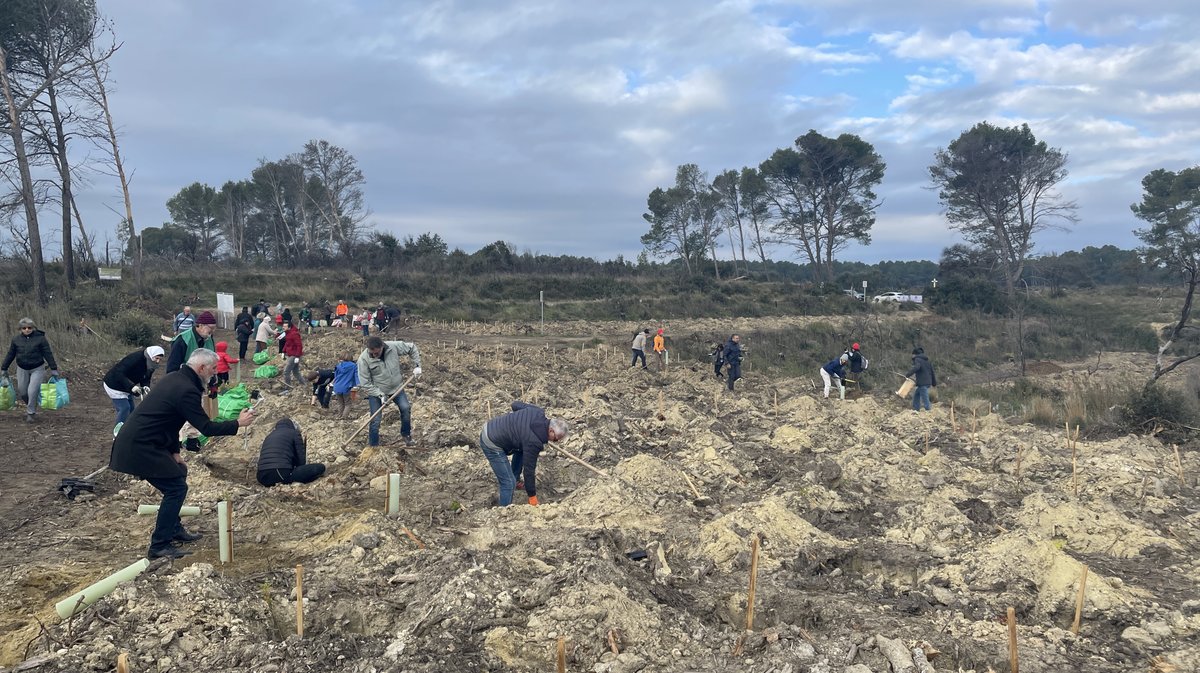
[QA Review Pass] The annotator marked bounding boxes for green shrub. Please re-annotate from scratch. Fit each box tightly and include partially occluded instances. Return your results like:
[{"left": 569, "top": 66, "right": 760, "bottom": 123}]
[
  {"left": 70, "top": 287, "right": 122, "bottom": 319},
  {"left": 113, "top": 310, "right": 162, "bottom": 347},
  {"left": 1119, "top": 384, "right": 1198, "bottom": 431}
]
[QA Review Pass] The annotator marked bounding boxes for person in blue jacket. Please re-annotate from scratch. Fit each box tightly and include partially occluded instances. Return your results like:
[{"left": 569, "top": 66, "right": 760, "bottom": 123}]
[
  {"left": 820, "top": 354, "right": 848, "bottom": 399},
  {"left": 721, "top": 335, "right": 743, "bottom": 391},
  {"left": 331, "top": 351, "right": 359, "bottom": 419}
]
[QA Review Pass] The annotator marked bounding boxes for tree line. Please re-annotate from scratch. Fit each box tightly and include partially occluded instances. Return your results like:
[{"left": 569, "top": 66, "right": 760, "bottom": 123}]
[{"left": 641, "top": 122, "right": 1082, "bottom": 297}]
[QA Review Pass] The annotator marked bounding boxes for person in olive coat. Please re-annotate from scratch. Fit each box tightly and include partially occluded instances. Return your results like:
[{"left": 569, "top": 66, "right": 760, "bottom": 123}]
[
  {"left": 256, "top": 418, "right": 326, "bottom": 486},
  {"left": 109, "top": 349, "right": 257, "bottom": 559}
]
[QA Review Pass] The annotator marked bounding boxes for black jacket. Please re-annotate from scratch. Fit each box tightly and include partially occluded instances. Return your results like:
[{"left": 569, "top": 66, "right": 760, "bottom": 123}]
[
  {"left": 235, "top": 321, "right": 253, "bottom": 342},
  {"left": 104, "top": 350, "right": 157, "bottom": 393},
  {"left": 485, "top": 401, "right": 549, "bottom": 496},
  {"left": 906, "top": 354, "right": 937, "bottom": 387},
  {"left": 3, "top": 329, "right": 57, "bottom": 371},
  {"left": 258, "top": 418, "right": 306, "bottom": 472},
  {"left": 721, "top": 339, "right": 742, "bottom": 367},
  {"left": 847, "top": 350, "right": 865, "bottom": 374},
  {"left": 311, "top": 369, "right": 334, "bottom": 395},
  {"left": 235, "top": 310, "right": 254, "bottom": 330},
  {"left": 109, "top": 366, "right": 240, "bottom": 479}
]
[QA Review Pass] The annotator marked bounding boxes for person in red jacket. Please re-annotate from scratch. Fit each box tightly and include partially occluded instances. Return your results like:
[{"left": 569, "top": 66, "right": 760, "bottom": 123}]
[
  {"left": 214, "top": 341, "right": 239, "bottom": 387},
  {"left": 281, "top": 322, "right": 304, "bottom": 387}
]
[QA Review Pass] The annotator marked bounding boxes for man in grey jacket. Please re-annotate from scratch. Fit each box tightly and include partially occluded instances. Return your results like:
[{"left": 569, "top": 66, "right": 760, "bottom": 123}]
[{"left": 357, "top": 336, "right": 422, "bottom": 447}]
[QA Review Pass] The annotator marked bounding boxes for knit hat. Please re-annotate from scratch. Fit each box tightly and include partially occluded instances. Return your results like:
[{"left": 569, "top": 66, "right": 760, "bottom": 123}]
[
  {"left": 852, "top": 343, "right": 860, "bottom": 350},
  {"left": 145, "top": 346, "right": 165, "bottom": 359},
  {"left": 197, "top": 311, "right": 217, "bottom": 325}
]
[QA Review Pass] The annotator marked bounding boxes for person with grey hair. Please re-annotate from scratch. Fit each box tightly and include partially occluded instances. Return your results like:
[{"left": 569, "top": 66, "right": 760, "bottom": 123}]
[
  {"left": 173, "top": 306, "right": 194, "bottom": 334},
  {"left": 3, "top": 317, "right": 59, "bottom": 423},
  {"left": 478, "top": 400, "right": 568, "bottom": 507},
  {"left": 110, "top": 347, "right": 258, "bottom": 559},
  {"left": 256, "top": 417, "right": 326, "bottom": 486}
]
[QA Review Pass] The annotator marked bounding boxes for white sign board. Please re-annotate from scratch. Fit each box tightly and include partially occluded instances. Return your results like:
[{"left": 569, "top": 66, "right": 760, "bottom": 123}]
[
  {"left": 98, "top": 267, "right": 122, "bottom": 281},
  {"left": 216, "top": 293, "right": 235, "bottom": 329}
]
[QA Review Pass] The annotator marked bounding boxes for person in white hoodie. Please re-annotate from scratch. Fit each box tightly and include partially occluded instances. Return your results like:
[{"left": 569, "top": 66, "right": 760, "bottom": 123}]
[{"left": 254, "top": 313, "right": 274, "bottom": 353}]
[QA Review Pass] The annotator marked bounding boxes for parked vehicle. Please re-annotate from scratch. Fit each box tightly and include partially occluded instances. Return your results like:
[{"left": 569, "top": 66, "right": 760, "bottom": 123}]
[
  {"left": 843, "top": 289, "right": 864, "bottom": 300},
  {"left": 873, "top": 291, "right": 923, "bottom": 304}
]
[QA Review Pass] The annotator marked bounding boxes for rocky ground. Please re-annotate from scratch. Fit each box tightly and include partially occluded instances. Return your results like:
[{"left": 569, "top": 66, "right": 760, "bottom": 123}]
[{"left": 0, "top": 319, "right": 1197, "bottom": 673}]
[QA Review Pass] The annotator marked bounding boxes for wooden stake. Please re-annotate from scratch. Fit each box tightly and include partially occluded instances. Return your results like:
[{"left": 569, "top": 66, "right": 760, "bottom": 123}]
[
  {"left": 773, "top": 390, "right": 778, "bottom": 417},
  {"left": 556, "top": 637, "right": 566, "bottom": 673},
  {"left": 117, "top": 653, "right": 128, "bottom": 673},
  {"left": 1065, "top": 420, "right": 1071, "bottom": 452},
  {"left": 657, "top": 390, "right": 664, "bottom": 418},
  {"left": 1007, "top": 607, "right": 1019, "bottom": 673},
  {"left": 1173, "top": 444, "right": 1185, "bottom": 484},
  {"left": 745, "top": 535, "right": 760, "bottom": 632},
  {"left": 295, "top": 564, "right": 305, "bottom": 638},
  {"left": 972, "top": 409, "right": 978, "bottom": 435},
  {"left": 681, "top": 471, "right": 703, "bottom": 500},
  {"left": 1072, "top": 456, "right": 1079, "bottom": 497},
  {"left": 607, "top": 629, "right": 620, "bottom": 655},
  {"left": 1015, "top": 444, "right": 1023, "bottom": 486},
  {"left": 924, "top": 429, "right": 930, "bottom": 453},
  {"left": 950, "top": 401, "right": 956, "bottom": 431},
  {"left": 401, "top": 527, "right": 426, "bottom": 549},
  {"left": 1071, "top": 565, "right": 1088, "bottom": 634}
]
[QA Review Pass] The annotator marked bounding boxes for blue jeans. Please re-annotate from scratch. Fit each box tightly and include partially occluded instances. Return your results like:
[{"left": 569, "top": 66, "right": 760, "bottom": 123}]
[
  {"left": 480, "top": 434, "right": 521, "bottom": 506},
  {"left": 111, "top": 397, "right": 135, "bottom": 425},
  {"left": 368, "top": 392, "right": 411, "bottom": 445},
  {"left": 913, "top": 385, "right": 931, "bottom": 411},
  {"left": 631, "top": 349, "right": 646, "bottom": 368},
  {"left": 144, "top": 474, "right": 188, "bottom": 549}
]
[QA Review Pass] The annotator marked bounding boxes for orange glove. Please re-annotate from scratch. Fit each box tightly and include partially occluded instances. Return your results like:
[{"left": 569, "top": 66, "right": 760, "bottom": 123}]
[{"left": 527, "top": 495, "right": 539, "bottom": 506}]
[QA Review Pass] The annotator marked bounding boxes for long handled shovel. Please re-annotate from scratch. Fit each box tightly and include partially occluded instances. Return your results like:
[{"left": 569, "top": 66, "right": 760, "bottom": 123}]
[{"left": 342, "top": 373, "right": 416, "bottom": 450}]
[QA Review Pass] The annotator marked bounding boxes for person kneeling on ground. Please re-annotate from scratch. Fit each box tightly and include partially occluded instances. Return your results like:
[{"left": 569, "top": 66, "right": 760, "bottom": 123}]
[
  {"left": 479, "top": 400, "right": 568, "bottom": 507},
  {"left": 257, "top": 417, "right": 326, "bottom": 487}
]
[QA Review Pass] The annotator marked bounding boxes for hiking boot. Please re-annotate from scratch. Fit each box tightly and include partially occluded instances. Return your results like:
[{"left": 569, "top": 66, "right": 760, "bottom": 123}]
[
  {"left": 173, "top": 528, "right": 204, "bottom": 543},
  {"left": 25, "top": 413, "right": 35, "bottom": 423},
  {"left": 403, "top": 435, "right": 415, "bottom": 447},
  {"left": 147, "top": 544, "right": 192, "bottom": 560}
]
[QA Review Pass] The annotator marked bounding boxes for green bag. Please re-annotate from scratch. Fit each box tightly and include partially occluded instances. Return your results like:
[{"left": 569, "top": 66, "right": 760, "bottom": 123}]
[
  {"left": 0, "top": 376, "right": 13, "bottom": 411},
  {"left": 254, "top": 365, "right": 279, "bottom": 378},
  {"left": 216, "top": 383, "right": 251, "bottom": 421},
  {"left": 252, "top": 351, "right": 271, "bottom": 365},
  {"left": 40, "top": 376, "right": 69, "bottom": 410}
]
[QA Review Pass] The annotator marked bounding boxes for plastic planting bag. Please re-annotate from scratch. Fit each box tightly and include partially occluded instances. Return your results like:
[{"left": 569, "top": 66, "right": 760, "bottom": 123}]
[
  {"left": 0, "top": 376, "right": 13, "bottom": 411},
  {"left": 216, "top": 383, "right": 251, "bottom": 421},
  {"left": 40, "top": 376, "right": 69, "bottom": 410},
  {"left": 252, "top": 351, "right": 271, "bottom": 365},
  {"left": 254, "top": 365, "right": 279, "bottom": 378}
]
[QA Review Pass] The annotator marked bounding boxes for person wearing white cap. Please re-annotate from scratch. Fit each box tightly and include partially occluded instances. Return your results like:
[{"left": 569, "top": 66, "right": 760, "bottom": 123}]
[{"left": 103, "top": 346, "right": 166, "bottom": 427}]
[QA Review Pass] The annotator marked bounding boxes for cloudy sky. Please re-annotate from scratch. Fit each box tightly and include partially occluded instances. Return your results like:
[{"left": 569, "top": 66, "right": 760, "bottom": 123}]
[{"left": 73, "top": 0, "right": 1200, "bottom": 264}]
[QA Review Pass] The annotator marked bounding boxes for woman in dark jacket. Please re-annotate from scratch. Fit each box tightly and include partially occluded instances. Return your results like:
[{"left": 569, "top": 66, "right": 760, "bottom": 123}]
[
  {"left": 257, "top": 418, "right": 325, "bottom": 486},
  {"left": 2, "top": 317, "right": 59, "bottom": 422},
  {"left": 103, "top": 346, "right": 165, "bottom": 426}
]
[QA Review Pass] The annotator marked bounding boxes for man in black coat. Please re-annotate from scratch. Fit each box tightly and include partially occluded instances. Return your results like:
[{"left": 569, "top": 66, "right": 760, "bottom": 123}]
[
  {"left": 110, "top": 348, "right": 258, "bottom": 559},
  {"left": 478, "top": 401, "right": 568, "bottom": 507},
  {"left": 256, "top": 418, "right": 326, "bottom": 487}
]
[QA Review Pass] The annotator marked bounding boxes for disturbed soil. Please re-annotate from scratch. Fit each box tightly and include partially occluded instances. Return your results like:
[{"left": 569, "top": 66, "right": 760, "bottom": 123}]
[{"left": 0, "top": 318, "right": 1197, "bottom": 673}]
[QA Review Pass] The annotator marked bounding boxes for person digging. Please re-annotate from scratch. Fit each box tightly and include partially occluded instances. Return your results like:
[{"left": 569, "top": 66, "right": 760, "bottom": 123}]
[{"left": 479, "top": 400, "right": 568, "bottom": 507}]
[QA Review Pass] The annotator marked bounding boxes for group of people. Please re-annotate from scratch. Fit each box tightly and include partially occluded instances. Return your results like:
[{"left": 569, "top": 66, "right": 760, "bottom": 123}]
[
  {"left": 9, "top": 308, "right": 942, "bottom": 562},
  {"left": 104, "top": 322, "right": 569, "bottom": 559}
]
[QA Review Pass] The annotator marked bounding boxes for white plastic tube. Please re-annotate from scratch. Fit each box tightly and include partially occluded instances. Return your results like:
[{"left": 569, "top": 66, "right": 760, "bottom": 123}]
[
  {"left": 387, "top": 473, "right": 400, "bottom": 515},
  {"left": 137, "top": 505, "right": 201, "bottom": 517},
  {"left": 55, "top": 558, "right": 150, "bottom": 618},
  {"left": 217, "top": 501, "right": 231, "bottom": 563}
]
